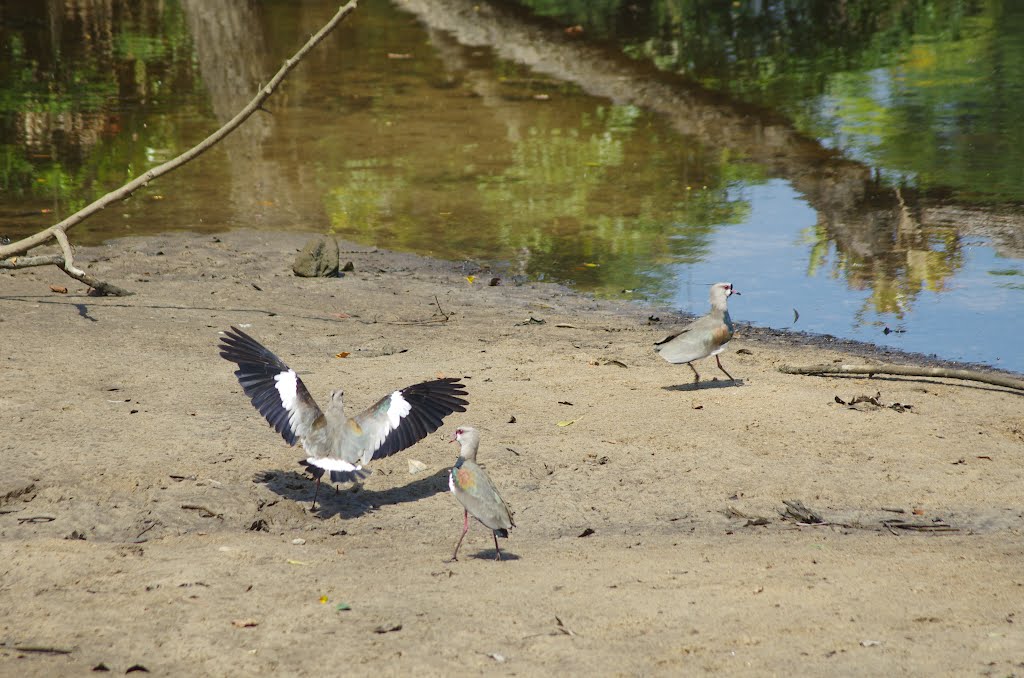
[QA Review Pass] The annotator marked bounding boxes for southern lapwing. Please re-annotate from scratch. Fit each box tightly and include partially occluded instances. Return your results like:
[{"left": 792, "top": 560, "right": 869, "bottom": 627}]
[
  {"left": 447, "top": 426, "right": 514, "bottom": 561},
  {"left": 654, "top": 282, "right": 740, "bottom": 385},
  {"left": 218, "top": 326, "right": 468, "bottom": 508}
]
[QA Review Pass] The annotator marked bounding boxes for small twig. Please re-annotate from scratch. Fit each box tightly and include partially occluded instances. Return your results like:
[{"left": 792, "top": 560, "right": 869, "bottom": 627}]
[
  {"left": 12, "top": 646, "right": 73, "bottom": 655},
  {"left": 384, "top": 319, "right": 451, "bottom": 326},
  {"left": 881, "top": 520, "right": 958, "bottom": 533},
  {"left": 554, "top": 616, "right": 577, "bottom": 637},
  {"left": 16, "top": 515, "right": 56, "bottom": 524},
  {"left": 135, "top": 521, "right": 159, "bottom": 539},
  {"left": 181, "top": 504, "right": 224, "bottom": 519},
  {"left": 433, "top": 295, "right": 450, "bottom": 320},
  {"left": 381, "top": 295, "right": 454, "bottom": 325},
  {"left": 779, "top": 363, "right": 1024, "bottom": 392}
]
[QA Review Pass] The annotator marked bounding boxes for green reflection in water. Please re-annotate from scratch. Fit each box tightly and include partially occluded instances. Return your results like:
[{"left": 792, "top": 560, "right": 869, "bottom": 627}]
[
  {"left": 321, "top": 95, "right": 760, "bottom": 297},
  {"left": 508, "top": 0, "right": 1018, "bottom": 318},
  {"left": 803, "top": 215, "right": 964, "bottom": 320},
  {"left": 512, "top": 0, "right": 1024, "bottom": 205},
  {"left": 0, "top": 0, "right": 213, "bottom": 239}
]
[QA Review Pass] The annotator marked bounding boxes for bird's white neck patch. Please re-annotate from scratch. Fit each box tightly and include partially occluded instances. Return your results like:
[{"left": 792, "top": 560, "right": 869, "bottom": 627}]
[{"left": 386, "top": 390, "right": 412, "bottom": 429}]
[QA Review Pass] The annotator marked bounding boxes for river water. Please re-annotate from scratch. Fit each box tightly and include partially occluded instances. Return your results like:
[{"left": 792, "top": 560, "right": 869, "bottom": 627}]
[{"left": 2, "top": 0, "right": 1022, "bottom": 372}]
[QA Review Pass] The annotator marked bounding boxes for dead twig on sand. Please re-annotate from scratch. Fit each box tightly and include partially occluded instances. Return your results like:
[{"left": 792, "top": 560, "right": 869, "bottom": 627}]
[
  {"left": 881, "top": 519, "right": 958, "bottom": 534},
  {"left": 385, "top": 295, "right": 453, "bottom": 325},
  {"left": 0, "top": 1, "right": 359, "bottom": 295},
  {"left": 16, "top": 515, "right": 56, "bottom": 524},
  {"left": 779, "top": 499, "right": 824, "bottom": 524},
  {"left": 11, "top": 645, "right": 73, "bottom": 655},
  {"left": 181, "top": 504, "right": 224, "bottom": 519},
  {"left": 779, "top": 363, "right": 1024, "bottom": 392}
]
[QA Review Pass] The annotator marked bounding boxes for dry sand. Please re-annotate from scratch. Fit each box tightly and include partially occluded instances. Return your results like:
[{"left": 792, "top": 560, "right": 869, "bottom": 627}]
[{"left": 1, "top": 230, "right": 1022, "bottom": 676}]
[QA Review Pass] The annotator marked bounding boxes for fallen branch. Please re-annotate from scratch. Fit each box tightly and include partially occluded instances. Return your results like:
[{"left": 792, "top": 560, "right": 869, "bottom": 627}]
[
  {"left": 12, "top": 645, "right": 74, "bottom": 655},
  {"left": 0, "top": 1, "right": 359, "bottom": 295},
  {"left": 881, "top": 519, "right": 958, "bottom": 534},
  {"left": 779, "top": 363, "right": 1024, "bottom": 392}
]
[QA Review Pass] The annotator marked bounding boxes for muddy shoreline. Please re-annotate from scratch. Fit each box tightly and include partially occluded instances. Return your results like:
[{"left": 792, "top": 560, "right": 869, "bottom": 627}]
[{"left": 1, "top": 229, "right": 1021, "bottom": 676}]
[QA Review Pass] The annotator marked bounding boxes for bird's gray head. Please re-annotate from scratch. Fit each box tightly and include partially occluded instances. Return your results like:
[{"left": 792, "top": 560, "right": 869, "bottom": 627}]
[
  {"left": 451, "top": 426, "right": 481, "bottom": 461},
  {"left": 710, "top": 282, "right": 739, "bottom": 309},
  {"left": 327, "top": 389, "right": 345, "bottom": 414}
]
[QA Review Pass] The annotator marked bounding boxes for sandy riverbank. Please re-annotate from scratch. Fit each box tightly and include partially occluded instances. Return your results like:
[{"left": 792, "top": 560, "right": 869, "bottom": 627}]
[{"left": 1, "top": 229, "right": 1021, "bottom": 676}]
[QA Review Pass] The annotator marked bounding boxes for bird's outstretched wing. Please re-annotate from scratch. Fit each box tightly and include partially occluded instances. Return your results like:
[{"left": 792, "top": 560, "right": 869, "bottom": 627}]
[
  {"left": 352, "top": 378, "right": 469, "bottom": 464},
  {"left": 218, "top": 327, "right": 323, "bottom": 445}
]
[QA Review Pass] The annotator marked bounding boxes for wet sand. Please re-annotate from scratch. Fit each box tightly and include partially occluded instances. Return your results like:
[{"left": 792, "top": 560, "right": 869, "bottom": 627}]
[{"left": 1, "top": 230, "right": 1022, "bottom": 676}]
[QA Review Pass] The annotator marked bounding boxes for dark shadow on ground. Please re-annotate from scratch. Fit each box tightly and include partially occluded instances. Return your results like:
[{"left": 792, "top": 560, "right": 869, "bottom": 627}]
[
  {"left": 663, "top": 378, "right": 745, "bottom": 392},
  {"left": 464, "top": 548, "right": 520, "bottom": 561},
  {"left": 256, "top": 466, "right": 450, "bottom": 520}
]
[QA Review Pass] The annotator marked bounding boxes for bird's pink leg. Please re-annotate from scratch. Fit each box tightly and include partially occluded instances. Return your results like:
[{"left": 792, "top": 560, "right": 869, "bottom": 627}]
[
  {"left": 448, "top": 509, "right": 470, "bottom": 562},
  {"left": 493, "top": 532, "right": 502, "bottom": 561},
  {"left": 688, "top": 362, "right": 701, "bottom": 384},
  {"left": 715, "top": 355, "right": 734, "bottom": 381},
  {"left": 311, "top": 476, "right": 321, "bottom": 512}
]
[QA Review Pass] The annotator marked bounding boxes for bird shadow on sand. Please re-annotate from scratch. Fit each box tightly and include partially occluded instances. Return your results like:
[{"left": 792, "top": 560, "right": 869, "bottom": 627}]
[
  {"left": 456, "top": 549, "right": 521, "bottom": 562},
  {"left": 256, "top": 466, "right": 450, "bottom": 520},
  {"left": 663, "top": 378, "right": 745, "bottom": 392}
]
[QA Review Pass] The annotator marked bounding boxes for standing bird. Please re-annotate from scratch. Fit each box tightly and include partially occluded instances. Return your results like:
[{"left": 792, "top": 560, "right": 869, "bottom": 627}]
[
  {"left": 447, "top": 427, "right": 514, "bottom": 561},
  {"left": 218, "top": 327, "right": 468, "bottom": 508},
  {"left": 654, "top": 282, "right": 740, "bottom": 385}
]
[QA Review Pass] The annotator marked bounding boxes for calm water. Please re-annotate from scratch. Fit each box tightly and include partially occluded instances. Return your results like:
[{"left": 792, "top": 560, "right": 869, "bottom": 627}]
[{"left": 1, "top": 0, "right": 1022, "bottom": 372}]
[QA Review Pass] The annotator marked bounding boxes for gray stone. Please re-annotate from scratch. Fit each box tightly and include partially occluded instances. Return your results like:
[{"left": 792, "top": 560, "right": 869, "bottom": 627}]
[{"left": 292, "top": 236, "right": 340, "bottom": 277}]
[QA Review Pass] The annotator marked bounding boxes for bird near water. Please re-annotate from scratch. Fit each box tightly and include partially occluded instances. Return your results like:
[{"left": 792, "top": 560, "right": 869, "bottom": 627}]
[
  {"left": 654, "top": 282, "right": 740, "bottom": 386},
  {"left": 447, "top": 426, "right": 515, "bottom": 561},
  {"left": 218, "top": 327, "right": 469, "bottom": 509}
]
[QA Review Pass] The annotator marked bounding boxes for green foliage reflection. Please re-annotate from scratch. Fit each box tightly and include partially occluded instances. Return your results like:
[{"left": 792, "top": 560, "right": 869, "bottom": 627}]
[{"left": 509, "top": 0, "right": 1018, "bottom": 315}]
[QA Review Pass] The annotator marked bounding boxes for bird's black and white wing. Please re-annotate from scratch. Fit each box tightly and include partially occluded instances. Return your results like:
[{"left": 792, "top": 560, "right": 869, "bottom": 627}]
[
  {"left": 218, "top": 327, "right": 323, "bottom": 445},
  {"left": 352, "top": 378, "right": 469, "bottom": 464}
]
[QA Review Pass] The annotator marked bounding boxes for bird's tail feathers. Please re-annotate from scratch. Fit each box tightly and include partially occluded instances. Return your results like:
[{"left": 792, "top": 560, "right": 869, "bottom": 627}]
[
  {"left": 298, "top": 459, "right": 325, "bottom": 479},
  {"left": 298, "top": 459, "right": 368, "bottom": 483},
  {"left": 330, "top": 468, "right": 369, "bottom": 484}
]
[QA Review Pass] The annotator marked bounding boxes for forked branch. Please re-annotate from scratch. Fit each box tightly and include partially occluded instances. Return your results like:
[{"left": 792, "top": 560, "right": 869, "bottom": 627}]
[{"left": 0, "top": 1, "right": 359, "bottom": 295}]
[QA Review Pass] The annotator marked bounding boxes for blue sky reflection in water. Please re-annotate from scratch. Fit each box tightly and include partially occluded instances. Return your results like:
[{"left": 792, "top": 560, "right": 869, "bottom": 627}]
[
  {"left": 1, "top": 0, "right": 1022, "bottom": 372},
  {"left": 673, "top": 180, "right": 1024, "bottom": 372}
]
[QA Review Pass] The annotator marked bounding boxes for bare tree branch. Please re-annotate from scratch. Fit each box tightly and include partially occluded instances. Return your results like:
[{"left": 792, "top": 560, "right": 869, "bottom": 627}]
[
  {"left": 779, "top": 363, "right": 1024, "bottom": 392},
  {"left": 0, "top": 1, "right": 359, "bottom": 295},
  {"left": 0, "top": 254, "right": 63, "bottom": 269}
]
